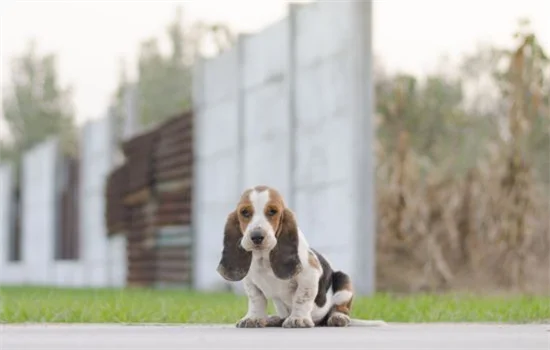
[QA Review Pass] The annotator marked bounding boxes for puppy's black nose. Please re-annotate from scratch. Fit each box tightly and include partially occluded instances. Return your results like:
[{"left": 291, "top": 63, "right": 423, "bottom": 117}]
[{"left": 250, "top": 230, "right": 265, "bottom": 245}]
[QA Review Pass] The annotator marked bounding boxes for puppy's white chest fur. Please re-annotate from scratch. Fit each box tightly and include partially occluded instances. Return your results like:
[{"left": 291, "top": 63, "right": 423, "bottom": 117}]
[{"left": 248, "top": 252, "right": 296, "bottom": 303}]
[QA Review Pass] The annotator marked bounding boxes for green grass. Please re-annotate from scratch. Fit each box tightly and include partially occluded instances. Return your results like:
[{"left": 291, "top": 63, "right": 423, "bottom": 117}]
[{"left": 1, "top": 286, "right": 548, "bottom": 324}]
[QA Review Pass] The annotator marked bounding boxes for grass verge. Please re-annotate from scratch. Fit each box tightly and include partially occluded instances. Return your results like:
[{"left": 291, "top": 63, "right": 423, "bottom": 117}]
[{"left": 1, "top": 286, "right": 548, "bottom": 323}]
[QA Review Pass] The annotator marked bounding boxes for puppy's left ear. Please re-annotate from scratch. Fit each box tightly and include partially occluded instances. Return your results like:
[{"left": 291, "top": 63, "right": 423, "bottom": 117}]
[
  {"left": 217, "top": 211, "right": 252, "bottom": 281},
  {"left": 270, "top": 208, "right": 302, "bottom": 279}
]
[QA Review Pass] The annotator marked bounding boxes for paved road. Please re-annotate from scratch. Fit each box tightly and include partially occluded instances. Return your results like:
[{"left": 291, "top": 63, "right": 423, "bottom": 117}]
[{"left": 1, "top": 323, "right": 548, "bottom": 349}]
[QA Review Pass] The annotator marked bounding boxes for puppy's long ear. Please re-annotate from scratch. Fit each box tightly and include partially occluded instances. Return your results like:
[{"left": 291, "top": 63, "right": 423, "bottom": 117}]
[
  {"left": 270, "top": 208, "right": 302, "bottom": 280},
  {"left": 216, "top": 211, "right": 252, "bottom": 281}
]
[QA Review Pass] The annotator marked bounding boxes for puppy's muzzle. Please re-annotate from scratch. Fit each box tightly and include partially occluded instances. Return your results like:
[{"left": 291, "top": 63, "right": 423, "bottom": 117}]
[{"left": 249, "top": 229, "right": 265, "bottom": 246}]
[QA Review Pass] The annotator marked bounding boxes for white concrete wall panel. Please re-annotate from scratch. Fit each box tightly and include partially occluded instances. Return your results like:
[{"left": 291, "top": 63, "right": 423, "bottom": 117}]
[
  {"left": 292, "top": 2, "right": 357, "bottom": 275},
  {"left": 0, "top": 164, "right": 13, "bottom": 268},
  {"left": 21, "top": 139, "right": 58, "bottom": 284},
  {"left": 242, "top": 19, "right": 291, "bottom": 200},
  {"left": 53, "top": 262, "right": 85, "bottom": 287},
  {"left": 108, "top": 234, "right": 127, "bottom": 287},
  {"left": 201, "top": 49, "right": 240, "bottom": 105},
  {"left": 193, "top": 47, "right": 242, "bottom": 290},
  {"left": 242, "top": 19, "right": 289, "bottom": 89},
  {"left": 196, "top": 101, "right": 240, "bottom": 159},
  {"left": 79, "top": 116, "right": 124, "bottom": 287},
  {"left": 0, "top": 163, "right": 23, "bottom": 284},
  {"left": 79, "top": 120, "right": 108, "bottom": 286},
  {"left": 294, "top": 2, "right": 353, "bottom": 67}
]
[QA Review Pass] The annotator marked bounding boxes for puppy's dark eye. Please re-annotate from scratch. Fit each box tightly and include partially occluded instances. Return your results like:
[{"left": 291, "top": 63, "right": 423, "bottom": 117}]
[
  {"left": 240, "top": 209, "right": 251, "bottom": 218},
  {"left": 267, "top": 208, "right": 278, "bottom": 217}
]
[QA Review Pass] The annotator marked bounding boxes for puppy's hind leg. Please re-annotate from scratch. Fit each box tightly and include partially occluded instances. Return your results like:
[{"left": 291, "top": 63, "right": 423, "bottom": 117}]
[
  {"left": 326, "top": 271, "right": 353, "bottom": 327},
  {"left": 327, "top": 271, "right": 387, "bottom": 327}
]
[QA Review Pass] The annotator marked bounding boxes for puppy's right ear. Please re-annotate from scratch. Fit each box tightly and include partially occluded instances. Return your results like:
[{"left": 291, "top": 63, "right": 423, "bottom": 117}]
[{"left": 216, "top": 211, "right": 252, "bottom": 281}]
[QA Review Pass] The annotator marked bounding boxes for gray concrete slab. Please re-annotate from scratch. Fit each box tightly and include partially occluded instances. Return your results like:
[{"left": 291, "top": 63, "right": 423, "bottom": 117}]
[{"left": 1, "top": 323, "right": 548, "bottom": 349}]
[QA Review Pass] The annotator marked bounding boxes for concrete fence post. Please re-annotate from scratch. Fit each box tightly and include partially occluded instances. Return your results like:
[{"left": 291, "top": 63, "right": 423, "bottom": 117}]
[{"left": 350, "top": 0, "right": 376, "bottom": 296}]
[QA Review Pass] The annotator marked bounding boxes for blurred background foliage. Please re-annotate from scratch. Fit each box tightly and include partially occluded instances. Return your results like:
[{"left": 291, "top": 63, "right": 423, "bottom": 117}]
[
  {"left": 375, "top": 18, "right": 549, "bottom": 294},
  {"left": 1, "top": 7, "right": 547, "bottom": 294}
]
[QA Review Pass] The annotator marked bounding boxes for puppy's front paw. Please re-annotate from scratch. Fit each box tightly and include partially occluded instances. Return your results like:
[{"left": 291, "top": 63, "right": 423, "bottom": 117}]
[
  {"left": 327, "top": 312, "right": 351, "bottom": 327},
  {"left": 236, "top": 317, "right": 267, "bottom": 328},
  {"left": 282, "top": 316, "right": 314, "bottom": 328},
  {"left": 265, "top": 315, "right": 285, "bottom": 327}
]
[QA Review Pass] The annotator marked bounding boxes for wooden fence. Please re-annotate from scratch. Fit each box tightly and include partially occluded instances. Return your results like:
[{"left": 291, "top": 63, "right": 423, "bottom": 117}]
[{"left": 105, "top": 111, "right": 194, "bottom": 288}]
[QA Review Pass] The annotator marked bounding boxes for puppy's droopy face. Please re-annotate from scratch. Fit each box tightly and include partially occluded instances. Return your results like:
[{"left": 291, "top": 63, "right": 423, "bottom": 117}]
[
  {"left": 217, "top": 185, "right": 302, "bottom": 282},
  {"left": 237, "top": 185, "right": 285, "bottom": 252}
]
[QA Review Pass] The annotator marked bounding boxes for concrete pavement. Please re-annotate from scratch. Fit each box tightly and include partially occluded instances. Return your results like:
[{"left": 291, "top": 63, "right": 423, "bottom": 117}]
[{"left": 1, "top": 323, "right": 548, "bottom": 349}]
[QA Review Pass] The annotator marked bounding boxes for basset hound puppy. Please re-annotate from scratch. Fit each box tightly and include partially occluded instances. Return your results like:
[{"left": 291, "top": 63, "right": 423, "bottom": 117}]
[{"left": 217, "top": 185, "right": 385, "bottom": 328}]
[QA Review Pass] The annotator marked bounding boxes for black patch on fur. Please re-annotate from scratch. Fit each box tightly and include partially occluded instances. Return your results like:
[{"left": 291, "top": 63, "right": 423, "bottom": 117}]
[
  {"left": 217, "top": 211, "right": 252, "bottom": 281},
  {"left": 270, "top": 208, "right": 302, "bottom": 279},
  {"left": 315, "top": 268, "right": 354, "bottom": 327},
  {"left": 331, "top": 270, "right": 352, "bottom": 294},
  {"left": 311, "top": 248, "right": 333, "bottom": 308}
]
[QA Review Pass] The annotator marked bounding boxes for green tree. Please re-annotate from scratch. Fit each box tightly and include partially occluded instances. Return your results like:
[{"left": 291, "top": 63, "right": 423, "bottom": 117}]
[
  {"left": 109, "top": 57, "right": 130, "bottom": 144},
  {"left": 375, "top": 19, "right": 549, "bottom": 180},
  {"left": 135, "top": 6, "right": 193, "bottom": 127},
  {"left": 1, "top": 40, "right": 76, "bottom": 163},
  {"left": 374, "top": 70, "right": 486, "bottom": 174},
  {"left": 498, "top": 20, "right": 549, "bottom": 183},
  {"left": 0, "top": 140, "right": 13, "bottom": 163},
  {"left": 461, "top": 19, "right": 549, "bottom": 182},
  {"left": 109, "top": 6, "right": 235, "bottom": 135}
]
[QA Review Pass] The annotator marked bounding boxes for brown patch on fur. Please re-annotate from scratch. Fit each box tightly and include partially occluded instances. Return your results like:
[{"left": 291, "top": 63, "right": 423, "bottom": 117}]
[
  {"left": 333, "top": 298, "right": 353, "bottom": 316},
  {"left": 258, "top": 186, "right": 286, "bottom": 234},
  {"left": 253, "top": 185, "right": 270, "bottom": 193},
  {"left": 235, "top": 186, "right": 286, "bottom": 233},
  {"left": 236, "top": 189, "right": 254, "bottom": 232},
  {"left": 308, "top": 251, "right": 321, "bottom": 270}
]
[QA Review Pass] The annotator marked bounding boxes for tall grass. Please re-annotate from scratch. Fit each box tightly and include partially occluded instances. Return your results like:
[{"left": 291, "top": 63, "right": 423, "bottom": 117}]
[{"left": 375, "top": 32, "right": 549, "bottom": 295}]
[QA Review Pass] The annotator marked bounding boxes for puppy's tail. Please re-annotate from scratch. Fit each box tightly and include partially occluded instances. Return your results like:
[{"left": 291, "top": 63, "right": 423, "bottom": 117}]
[{"left": 349, "top": 318, "right": 387, "bottom": 327}]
